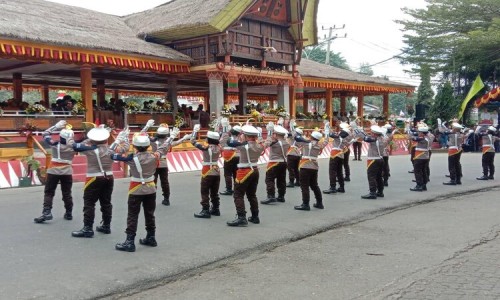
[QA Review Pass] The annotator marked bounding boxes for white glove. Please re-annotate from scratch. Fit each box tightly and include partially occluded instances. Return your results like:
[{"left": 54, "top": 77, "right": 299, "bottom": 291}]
[
  {"left": 55, "top": 120, "right": 67, "bottom": 130},
  {"left": 170, "top": 127, "right": 180, "bottom": 139},
  {"left": 266, "top": 122, "right": 274, "bottom": 132},
  {"left": 437, "top": 118, "right": 442, "bottom": 127},
  {"left": 182, "top": 134, "right": 191, "bottom": 141},
  {"left": 146, "top": 119, "right": 155, "bottom": 128},
  {"left": 116, "top": 127, "right": 130, "bottom": 142},
  {"left": 220, "top": 117, "right": 229, "bottom": 128},
  {"left": 257, "top": 127, "right": 263, "bottom": 138},
  {"left": 193, "top": 124, "right": 201, "bottom": 133},
  {"left": 277, "top": 117, "right": 284, "bottom": 126},
  {"left": 290, "top": 119, "right": 296, "bottom": 128},
  {"left": 227, "top": 125, "right": 232, "bottom": 132},
  {"left": 324, "top": 121, "right": 330, "bottom": 137}
]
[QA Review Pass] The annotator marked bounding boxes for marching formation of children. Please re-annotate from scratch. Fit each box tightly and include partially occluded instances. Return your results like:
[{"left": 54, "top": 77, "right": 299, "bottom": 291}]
[{"left": 33, "top": 116, "right": 498, "bottom": 252}]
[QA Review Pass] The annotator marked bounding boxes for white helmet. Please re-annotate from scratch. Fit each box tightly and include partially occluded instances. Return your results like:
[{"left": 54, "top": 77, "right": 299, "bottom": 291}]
[
  {"left": 132, "top": 134, "right": 151, "bottom": 147},
  {"left": 207, "top": 131, "right": 220, "bottom": 140},
  {"left": 488, "top": 126, "right": 497, "bottom": 132},
  {"left": 370, "top": 125, "right": 384, "bottom": 134},
  {"left": 417, "top": 126, "right": 429, "bottom": 133},
  {"left": 60, "top": 128, "right": 74, "bottom": 140},
  {"left": 452, "top": 122, "right": 464, "bottom": 130},
  {"left": 232, "top": 125, "right": 242, "bottom": 133},
  {"left": 295, "top": 128, "right": 303, "bottom": 135},
  {"left": 311, "top": 131, "right": 322, "bottom": 140},
  {"left": 242, "top": 125, "right": 259, "bottom": 136},
  {"left": 383, "top": 123, "right": 393, "bottom": 130},
  {"left": 274, "top": 125, "right": 288, "bottom": 136},
  {"left": 88, "top": 125, "right": 110, "bottom": 142},
  {"left": 157, "top": 125, "right": 169, "bottom": 135}
]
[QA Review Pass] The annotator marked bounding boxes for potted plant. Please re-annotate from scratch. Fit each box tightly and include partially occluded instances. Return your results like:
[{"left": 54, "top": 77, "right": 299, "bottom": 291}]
[{"left": 19, "top": 155, "right": 41, "bottom": 187}]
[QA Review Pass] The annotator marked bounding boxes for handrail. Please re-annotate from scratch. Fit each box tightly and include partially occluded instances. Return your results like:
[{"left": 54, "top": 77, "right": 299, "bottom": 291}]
[{"left": 28, "top": 135, "right": 52, "bottom": 171}]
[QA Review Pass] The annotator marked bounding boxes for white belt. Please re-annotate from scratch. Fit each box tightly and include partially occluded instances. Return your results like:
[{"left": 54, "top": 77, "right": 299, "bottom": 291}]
[
  {"left": 238, "top": 163, "right": 256, "bottom": 168},
  {"left": 131, "top": 176, "right": 155, "bottom": 183},
  {"left": 86, "top": 171, "right": 113, "bottom": 177},
  {"left": 302, "top": 156, "right": 317, "bottom": 161},
  {"left": 268, "top": 159, "right": 285, "bottom": 163},
  {"left": 223, "top": 147, "right": 236, "bottom": 151},
  {"left": 367, "top": 156, "right": 383, "bottom": 160},
  {"left": 332, "top": 147, "right": 342, "bottom": 150},
  {"left": 483, "top": 144, "right": 493, "bottom": 147},
  {"left": 202, "top": 162, "right": 219, "bottom": 166},
  {"left": 51, "top": 158, "right": 72, "bottom": 164},
  {"left": 415, "top": 148, "right": 428, "bottom": 151},
  {"left": 449, "top": 146, "right": 458, "bottom": 150}
]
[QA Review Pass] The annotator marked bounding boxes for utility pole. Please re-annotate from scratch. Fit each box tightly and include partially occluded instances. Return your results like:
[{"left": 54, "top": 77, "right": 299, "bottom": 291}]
[{"left": 322, "top": 25, "right": 346, "bottom": 65}]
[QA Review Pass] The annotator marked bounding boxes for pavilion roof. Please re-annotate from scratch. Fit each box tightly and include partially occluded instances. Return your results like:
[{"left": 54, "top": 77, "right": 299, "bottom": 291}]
[
  {"left": 0, "top": 0, "right": 192, "bottom": 62},
  {"left": 298, "top": 59, "right": 415, "bottom": 93}
]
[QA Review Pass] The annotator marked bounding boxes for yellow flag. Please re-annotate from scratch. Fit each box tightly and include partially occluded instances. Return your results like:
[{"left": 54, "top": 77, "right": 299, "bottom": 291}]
[{"left": 458, "top": 75, "right": 484, "bottom": 119}]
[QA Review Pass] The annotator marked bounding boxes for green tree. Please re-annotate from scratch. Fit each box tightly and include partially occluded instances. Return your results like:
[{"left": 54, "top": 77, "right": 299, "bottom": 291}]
[
  {"left": 427, "top": 82, "right": 459, "bottom": 127},
  {"left": 417, "top": 65, "right": 434, "bottom": 105},
  {"left": 302, "top": 46, "right": 351, "bottom": 70},
  {"left": 397, "top": 0, "right": 500, "bottom": 95},
  {"left": 390, "top": 93, "right": 416, "bottom": 116},
  {"left": 358, "top": 63, "right": 374, "bottom": 76}
]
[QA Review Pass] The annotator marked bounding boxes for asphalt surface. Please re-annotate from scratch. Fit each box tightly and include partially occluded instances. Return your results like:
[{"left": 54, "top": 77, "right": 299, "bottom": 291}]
[{"left": 0, "top": 152, "right": 498, "bottom": 299}]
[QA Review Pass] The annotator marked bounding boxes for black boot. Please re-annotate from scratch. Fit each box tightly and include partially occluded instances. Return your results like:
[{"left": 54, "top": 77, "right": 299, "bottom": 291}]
[
  {"left": 260, "top": 195, "right": 276, "bottom": 204},
  {"left": 63, "top": 210, "right": 72, "bottom": 220},
  {"left": 322, "top": 187, "right": 337, "bottom": 194},
  {"left": 286, "top": 181, "right": 295, "bottom": 188},
  {"left": 376, "top": 191, "right": 384, "bottom": 198},
  {"left": 336, "top": 186, "right": 345, "bottom": 193},
  {"left": 344, "top": 177, "right": 350, "bottom": 182},
  {"left": 96, "top": 221, "right": 111, "bottom": 234},
  {"left": 34, "top": 208, "right": 53, "bottom": 223},
  {"left": 72, "top": 225, "right": 94, "bottom": 238},
  {"left": 294, "top": 203, "right": 311, "bottom": 211},
  {"left": 456, "top": 178, "right": 462, "bottom": 185},
  {"left": 194, "top": 209, "right": 211, "bottom": 219},
  {"left": 383, "top": 179, "right": 389, "bottom": 187},
  {"left": 488, "top": 175, "right": 494, "bottom": 180},
  {"left": 276, "top": 195, "right": 285, "bottom": 203},
  {"left": 115, "top": 234, "right": 136, "bottom": 252},
  {"left": 248, "top": 215, "right": 260, "bottom": 224},
  {"left": 227, "top": 215, "right": 248, "bottom": 227},
  {"left": 313, "top": 202, "right": 324, "bottom": 209},
  {"left": 422, "top": 184, "right": 427, "bottom": 191},
  {"left": 476, "top": 175, "right": 489, "bottom": 180},
  {"left": 209, "top": 207, "right": 220, "bottom": 216},
  {"left": 139, "top": 232, "right": 157, "bottom": 247},
  {"left": 410, "top": 185, "right": 424, "bottom": 192},
  {"left": 294, "top": 181, "right": 300, "bottom": 186},
  {"left": 361, "top": 193, "right": 377, "bottom": 199},
  {"left": 220, "top": 189, "right": 234, "bottom": 195},
  {"left": 443, "top": 180, "right": 456, "bottom": 185},
  {"left": 162, "top": 198, "right": 170, "bottom": 206}
]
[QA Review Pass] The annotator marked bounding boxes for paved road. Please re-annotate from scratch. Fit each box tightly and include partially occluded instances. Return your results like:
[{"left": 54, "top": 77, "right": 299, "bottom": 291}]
[
  {"left": 0, "top": 152, "right": 498, "bottom": 299},
  {"left": 119, "top": 187, "right": 500, "bottom": 300}
]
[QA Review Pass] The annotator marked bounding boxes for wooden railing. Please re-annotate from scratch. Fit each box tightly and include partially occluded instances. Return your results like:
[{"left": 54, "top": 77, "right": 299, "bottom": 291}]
[{"left": 0, "top": 133, "right": 51, "bottom": 173}]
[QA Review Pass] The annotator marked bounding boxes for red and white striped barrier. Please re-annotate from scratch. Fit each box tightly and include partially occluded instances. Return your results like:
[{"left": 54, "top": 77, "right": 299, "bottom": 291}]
[{"left": 0, "top": 161, "right": 42, "bottom": 189}]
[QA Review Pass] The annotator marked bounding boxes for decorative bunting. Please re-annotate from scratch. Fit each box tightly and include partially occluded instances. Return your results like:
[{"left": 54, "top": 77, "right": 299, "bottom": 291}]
[{"left": 227, "top": 65, "right": 239, "bottom": 93}]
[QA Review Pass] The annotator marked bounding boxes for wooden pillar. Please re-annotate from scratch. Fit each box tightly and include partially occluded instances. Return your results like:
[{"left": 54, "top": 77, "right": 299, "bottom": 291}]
[
  {"left": 357, "top": 93, "right": 364, "bottom": 119},
  {"left": 113, "top": 89, "right": 119, "bottom": 100},
  {"left": 238, "top": 83, "right": 247, "bottom": 115},
  {"left": 168, "top": 78, "right": 178, "bottom": 116},
  {"left": 208, "top": 75, "right": 224, "bottom": 117},
  {"left": 326, "top": 88, "right": 332, "bottom": 124},
  {"left": 303, "top": 98, "right": 308, "bottom": 113},
  {"left": 96, "top": 79, "right": 106, "bottom": 107},
  {"left": 340, "top": 95, "right": 347, "bottom": 115},
  {"left": 41, "top": 84, "right": 50, "bottom": 108},
  {"left": 80, "top": 65, "right": 93, "bottom": 123},
  {"left": 289, "top": 85, "right": 296, "bottom": 120},
  {"left": 277, "top": 83, "right": 290, "bottom": 112},
  {"left": 383, "top": 93, "right": 389, "bottom": 116},
  {"left": 13, "top": 73, "right": 22, "bottom": 101}
]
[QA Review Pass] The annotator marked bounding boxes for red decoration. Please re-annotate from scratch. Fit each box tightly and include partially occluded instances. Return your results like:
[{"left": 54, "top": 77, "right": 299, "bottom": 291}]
[
  {"left": 294, "top": 74, "right": 304, "bottom": 99},
  {"left": 227, "top": 65, "right": 239, "bottom": 93}
]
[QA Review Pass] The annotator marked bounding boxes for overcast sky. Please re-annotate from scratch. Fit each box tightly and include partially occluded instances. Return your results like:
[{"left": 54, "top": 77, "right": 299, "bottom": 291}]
[{"left": 47, "top": 0, "right": 427, "bottom": 86}]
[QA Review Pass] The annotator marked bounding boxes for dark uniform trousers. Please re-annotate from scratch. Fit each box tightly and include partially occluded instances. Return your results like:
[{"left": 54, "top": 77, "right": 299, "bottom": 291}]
[
  {"left": 265, "top": 162, "right": 287, "bottom": 197},
  {"left": 201, "top": 175, "right": 221, "bottom": 210},
  {"left": 154, "top": 167, "right": 170, "bottom": 200},
  {"left": 223, "top": 157, "right": 239, "bottom": 191},
  {"left": 382, "top": 156, "right": 391, "bottom": 182},
  {"left": 414, "top": 159, "right": 429, "bottom": 186},
  {"left": 343, "top": 148, "right": 351, "bottom": 177},
  {"left": 410, "top": 146, "right": 416, "bottom": 168},
  {"left": 43, "top": 174, "right": 73, "bottom": 211},
  {"left": 299, "top": 168, "right": 322, "bottom": 205},
  {"left": 287, "top": 155, "right": 301, "bottom": 184},
  {"left": 126, "top": 193, "right": 156, "bottom": 235},
  {"left": 328, "top": 157, "right": 344, "bottom": 188},
  {"left": 448, "top": 152, "right": 462, "bottom": 181},
  {"left": 352, "top": 142, "right": 362, "bottom": 160},
  {"left": 234, "top": 169, "right": 259, "bottom": 217},
  {"left": 367, "top": 159, "right": 384, "bottom": 193},
  {"left": 83, "top": 176, "right": 114, "bottom": 226},
  {"left": 482, "top": 152, "right": 495, "bottom": 177}
]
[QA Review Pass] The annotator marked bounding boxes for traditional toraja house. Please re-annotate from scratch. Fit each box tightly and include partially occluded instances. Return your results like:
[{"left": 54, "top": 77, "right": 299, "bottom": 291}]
[{"left": 0, "top": 0, "right": 413, "bottom": 129}]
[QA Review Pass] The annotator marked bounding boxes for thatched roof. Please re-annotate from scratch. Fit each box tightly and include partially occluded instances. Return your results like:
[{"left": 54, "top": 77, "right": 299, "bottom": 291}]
[
  {"left": 298, "top": 59, "right": 414, "bottom": 89},
  {"left": 124, "top": 0, "right": 246, "bottom": 41},
  {"left": 0, "top": 0, "right": 192, "bottom": 62}
]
